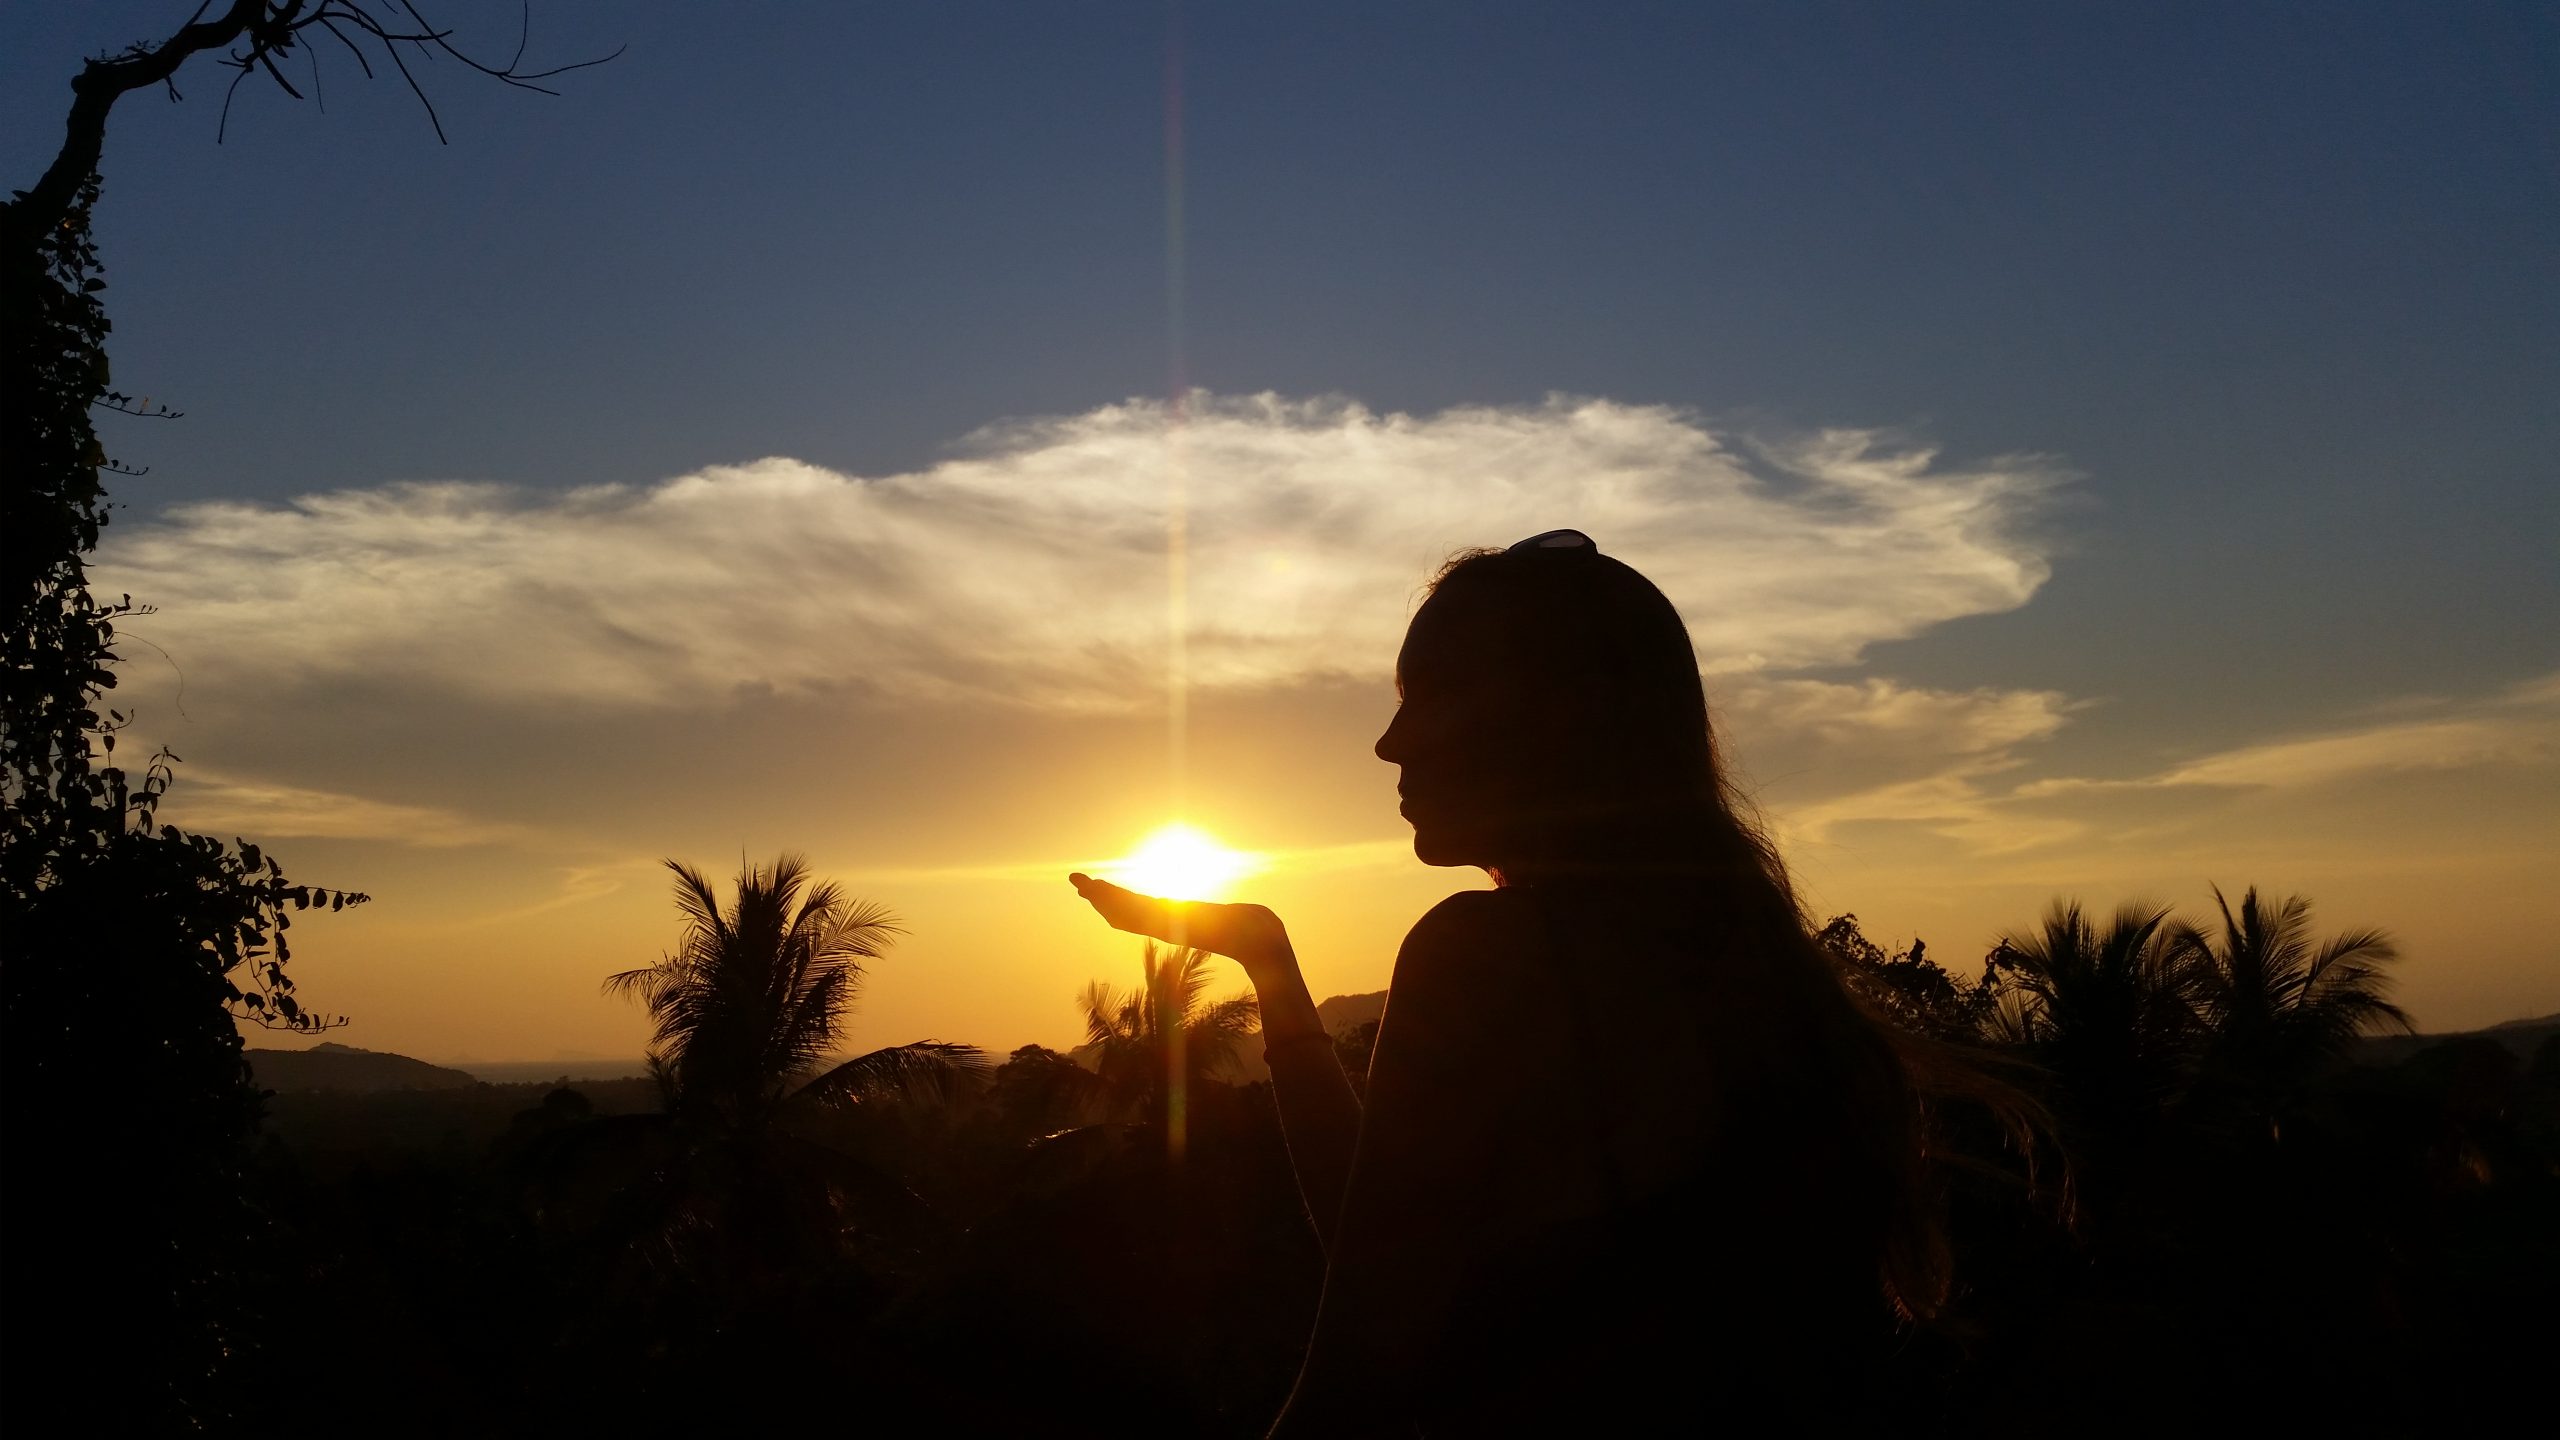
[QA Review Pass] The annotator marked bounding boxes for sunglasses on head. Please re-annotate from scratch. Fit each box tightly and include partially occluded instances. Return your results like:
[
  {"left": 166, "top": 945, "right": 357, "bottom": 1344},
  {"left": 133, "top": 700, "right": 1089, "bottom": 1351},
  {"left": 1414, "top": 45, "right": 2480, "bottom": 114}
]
[{"left": 1507, "top": 529, "right": 1597, "bottom": 554}]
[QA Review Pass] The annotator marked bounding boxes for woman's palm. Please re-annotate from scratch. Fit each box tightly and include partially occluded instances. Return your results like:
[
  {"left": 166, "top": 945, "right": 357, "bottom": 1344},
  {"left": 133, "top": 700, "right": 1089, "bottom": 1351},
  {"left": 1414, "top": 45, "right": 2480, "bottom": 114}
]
[{"left": 1069, "top": 872, "right": 1290, "bottom": 973}]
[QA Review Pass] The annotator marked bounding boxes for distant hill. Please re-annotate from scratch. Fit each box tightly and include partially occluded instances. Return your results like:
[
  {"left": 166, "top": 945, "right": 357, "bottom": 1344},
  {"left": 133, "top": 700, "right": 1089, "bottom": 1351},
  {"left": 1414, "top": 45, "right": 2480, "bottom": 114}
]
[
  {"left": 456, "top": 1058, "right": 654, "bottom": 1086},
  {"left": 246, "top": 1042, "right": 479, "bottom": 1094},
  {"left": 2355, "top": 1015, "right": 2560, "bottom": 1068},
  {"left": 1317, "top": 991, "right": 1386, "bottom": 1033}
]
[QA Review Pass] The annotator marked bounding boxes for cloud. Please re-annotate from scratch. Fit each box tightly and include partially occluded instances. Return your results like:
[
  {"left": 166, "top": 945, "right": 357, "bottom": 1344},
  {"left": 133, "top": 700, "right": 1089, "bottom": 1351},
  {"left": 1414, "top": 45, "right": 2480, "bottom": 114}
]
[
  {"left": 1774, "top": 763, "right": 2088, "bottom": 859},
  {"left": 1773, "top": 670, "right": 2560, "bottom": 860},
  {"left": 159, "top": 767, "right": 541, "bottom": 848},
  {"left": 2017, "top": 672, "right": 2560, "bottom": 796},
  {"left": 1712, "top": 676, "right": 2079, "bottom": 842},
  {"left": 1721, "top": 676, "right": 2075, "bottom": 761},
  {"left": 97, "top": 394, "right": 2063, "bottom": 713}
]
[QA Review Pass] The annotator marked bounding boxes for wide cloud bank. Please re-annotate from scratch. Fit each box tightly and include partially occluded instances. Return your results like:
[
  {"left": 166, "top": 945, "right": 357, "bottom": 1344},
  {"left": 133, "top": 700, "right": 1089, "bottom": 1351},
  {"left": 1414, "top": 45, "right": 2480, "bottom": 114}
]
[{"left": 98, "top": 394, "right": 2062, "bottom": 712}]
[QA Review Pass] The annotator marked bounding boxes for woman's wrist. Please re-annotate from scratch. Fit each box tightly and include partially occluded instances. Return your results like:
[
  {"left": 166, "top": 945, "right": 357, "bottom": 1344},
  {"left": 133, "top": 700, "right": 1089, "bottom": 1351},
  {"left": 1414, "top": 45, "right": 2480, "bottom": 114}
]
[
  {"left": 1248, "top": 952, "right": 1328, "bottom": 1047},
  {"left": 1262, "top": 1028, "right": 1334, "bottom": 1060},
  {"left": 1236, "top": 935, "right": 1301, "bottom": 989}
]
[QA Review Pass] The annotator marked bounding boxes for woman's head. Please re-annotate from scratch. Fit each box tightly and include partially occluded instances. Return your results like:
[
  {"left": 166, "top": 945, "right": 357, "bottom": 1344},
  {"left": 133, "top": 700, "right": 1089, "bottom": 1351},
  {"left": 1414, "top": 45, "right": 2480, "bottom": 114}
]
[{"left": 1375, "top": 532, "right": 1726, "bottom": 876}]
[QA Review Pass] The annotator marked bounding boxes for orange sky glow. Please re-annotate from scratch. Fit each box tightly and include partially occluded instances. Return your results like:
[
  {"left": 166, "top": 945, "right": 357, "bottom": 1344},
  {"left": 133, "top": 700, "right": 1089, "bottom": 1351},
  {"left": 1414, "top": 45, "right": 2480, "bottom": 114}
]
[{"left": 109, "top": 420, "right": 2549, "bottom": 1067}]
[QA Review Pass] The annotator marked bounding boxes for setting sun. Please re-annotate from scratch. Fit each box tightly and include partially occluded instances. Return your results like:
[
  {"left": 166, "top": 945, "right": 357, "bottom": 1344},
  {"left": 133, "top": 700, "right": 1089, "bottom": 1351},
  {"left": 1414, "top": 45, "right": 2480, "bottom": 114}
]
[{"left": 1108, "top": 823, "right": 1260, "bottom": 901}]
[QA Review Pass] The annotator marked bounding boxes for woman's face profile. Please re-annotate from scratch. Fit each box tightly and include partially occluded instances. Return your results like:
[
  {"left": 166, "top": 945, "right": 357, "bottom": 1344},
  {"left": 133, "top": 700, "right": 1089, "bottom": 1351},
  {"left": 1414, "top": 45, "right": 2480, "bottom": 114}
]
[{"left": 1374, "top": 589, "right": 1538, "bottom": 869}]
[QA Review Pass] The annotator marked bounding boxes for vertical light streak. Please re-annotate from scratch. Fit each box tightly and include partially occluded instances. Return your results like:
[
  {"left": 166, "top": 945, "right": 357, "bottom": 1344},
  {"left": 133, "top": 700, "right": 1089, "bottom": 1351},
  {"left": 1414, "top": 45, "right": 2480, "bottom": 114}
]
[
  {"left": 1162, "top": 0, "right": 1191, "bottom": 1164},
  {"left": 1164, "top": 0, "right": 1190, "bottom": 818}
]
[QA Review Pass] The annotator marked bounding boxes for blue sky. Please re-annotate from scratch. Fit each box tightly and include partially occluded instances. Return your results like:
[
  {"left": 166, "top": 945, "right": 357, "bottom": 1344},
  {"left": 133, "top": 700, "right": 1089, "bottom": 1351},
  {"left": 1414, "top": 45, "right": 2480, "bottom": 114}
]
[
  {"left": 6, "top": 3, "right": 2554, "bottom": 1051},
  {"left": 11, "top": 3, "right": 2552, "bottom": 718}
]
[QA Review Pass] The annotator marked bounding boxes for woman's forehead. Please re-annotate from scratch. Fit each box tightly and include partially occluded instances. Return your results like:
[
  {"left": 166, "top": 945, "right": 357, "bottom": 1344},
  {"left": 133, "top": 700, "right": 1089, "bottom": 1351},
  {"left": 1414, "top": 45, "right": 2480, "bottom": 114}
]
[{"left": 1398, "top": 591, "right": 1504, "bottom": 680}]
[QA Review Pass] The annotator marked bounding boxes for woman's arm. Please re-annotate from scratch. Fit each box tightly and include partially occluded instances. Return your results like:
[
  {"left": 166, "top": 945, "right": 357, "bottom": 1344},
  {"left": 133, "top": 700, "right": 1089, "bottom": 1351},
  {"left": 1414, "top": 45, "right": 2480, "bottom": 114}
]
[
  {"left": 1245, "top": 941, "right": 1364, "bottom": 1252},
  {"left": 1067, "top": 874, "right": 1364, "bottom": 1247},
  {"left": 1271, "top": 891, "right": 1537, "bottom": 1436}
]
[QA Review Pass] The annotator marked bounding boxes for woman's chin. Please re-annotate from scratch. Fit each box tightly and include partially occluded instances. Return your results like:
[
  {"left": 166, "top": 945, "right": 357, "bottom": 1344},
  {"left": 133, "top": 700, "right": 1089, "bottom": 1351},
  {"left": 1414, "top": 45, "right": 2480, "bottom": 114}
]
[{"left": 1408, "top": 824, "right": 1487, "bottom": 869}]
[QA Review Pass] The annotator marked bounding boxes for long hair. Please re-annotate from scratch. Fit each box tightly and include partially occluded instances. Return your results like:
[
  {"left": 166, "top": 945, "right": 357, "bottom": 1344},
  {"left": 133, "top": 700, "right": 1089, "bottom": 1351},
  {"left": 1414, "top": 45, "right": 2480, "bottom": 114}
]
[{"left": 1426, "top": 544, "right": 1972, "bottom": 1321}]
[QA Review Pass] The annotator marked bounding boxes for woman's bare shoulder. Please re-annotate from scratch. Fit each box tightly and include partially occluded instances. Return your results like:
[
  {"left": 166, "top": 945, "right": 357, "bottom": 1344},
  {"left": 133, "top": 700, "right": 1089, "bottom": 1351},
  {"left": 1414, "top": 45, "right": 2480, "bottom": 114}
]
[
  {"left": 1373, "top": 893, "right": 1547, "bottom": 1102},
  {"left": 1394, "top": 890, "right": 1549, "bottom": 1000}
]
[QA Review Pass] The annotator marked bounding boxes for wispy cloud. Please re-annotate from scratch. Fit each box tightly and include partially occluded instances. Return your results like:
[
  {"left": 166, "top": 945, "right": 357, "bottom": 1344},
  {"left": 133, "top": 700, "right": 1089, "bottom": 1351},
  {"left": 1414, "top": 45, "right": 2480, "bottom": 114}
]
[
  {"left": 162, "top": 767, "right": 541, "bottom": 848},
  {"left": 1716, "top": 676, "right": 2081, "bottom": 850},
  {"left": 2018, "top": 672, "right": 2560, "bottom": 796},
  {"left": 1776, "top": 670, "right": 2560, "bottom": 859},
  {"left": 98, "top": 394, "right": 2063, "bottom": 713},
  {"left": 1723, "top": 676, "right": 2075, "bottom": 763}
]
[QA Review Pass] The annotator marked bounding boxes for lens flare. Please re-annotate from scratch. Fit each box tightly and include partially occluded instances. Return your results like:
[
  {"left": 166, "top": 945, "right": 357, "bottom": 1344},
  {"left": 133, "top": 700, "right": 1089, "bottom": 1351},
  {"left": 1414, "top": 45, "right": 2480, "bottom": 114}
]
[{"left": 1110, "top": 822, "right": 1255, "bottom": 902}]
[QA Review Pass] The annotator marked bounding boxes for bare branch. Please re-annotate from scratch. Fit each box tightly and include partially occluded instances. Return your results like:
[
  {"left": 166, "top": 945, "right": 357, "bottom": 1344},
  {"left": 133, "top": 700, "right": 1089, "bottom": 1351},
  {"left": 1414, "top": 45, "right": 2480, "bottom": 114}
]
[
  {"left": 315, "top": 17, "right": 376, "bottom": 79},
  {"left": 396, "top": 0, "right": 622, "bottom": 90},
  {"left": 216, "top": 59, "right": 257, "bottom": 143},
  {"left": 255, "top": 45, "right": 304, "bottom": 101},
  {"left": 7, "top": 2, "right": 619, "bottom": 242},
  {"left": 375, "top": 20, "right": 447, "bottom": 142}
]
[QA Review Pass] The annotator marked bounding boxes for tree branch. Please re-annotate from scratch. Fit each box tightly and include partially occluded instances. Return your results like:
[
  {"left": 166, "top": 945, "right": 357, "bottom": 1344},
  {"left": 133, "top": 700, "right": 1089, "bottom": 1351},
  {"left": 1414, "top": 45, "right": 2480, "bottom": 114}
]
[
  {"left": 7, "top": 1, "right": 619, "bottom": 246},
  {"left": 8, "top": 0, "right": 266, "bottom": 247}
]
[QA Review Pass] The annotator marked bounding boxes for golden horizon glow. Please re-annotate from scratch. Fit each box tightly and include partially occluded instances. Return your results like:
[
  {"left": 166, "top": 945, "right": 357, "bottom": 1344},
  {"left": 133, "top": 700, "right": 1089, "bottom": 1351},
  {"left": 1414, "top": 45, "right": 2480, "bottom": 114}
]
[{"left": 1108, "top": 822, "right": 1259, "bottom": 902}]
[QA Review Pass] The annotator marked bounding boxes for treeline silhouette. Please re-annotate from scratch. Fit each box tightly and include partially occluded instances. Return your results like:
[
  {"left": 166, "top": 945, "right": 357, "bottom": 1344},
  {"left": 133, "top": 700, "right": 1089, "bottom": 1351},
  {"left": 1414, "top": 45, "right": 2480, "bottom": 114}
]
[{"left": 153, "top": 865, "right": 2553, "bottom": 1435}]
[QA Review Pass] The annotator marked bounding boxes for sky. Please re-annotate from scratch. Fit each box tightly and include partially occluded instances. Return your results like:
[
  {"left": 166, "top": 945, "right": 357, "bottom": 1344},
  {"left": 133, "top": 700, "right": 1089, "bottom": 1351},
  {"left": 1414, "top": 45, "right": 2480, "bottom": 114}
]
[{"left": 6, "top": 1, "right": 2555, "bottom": 1060}]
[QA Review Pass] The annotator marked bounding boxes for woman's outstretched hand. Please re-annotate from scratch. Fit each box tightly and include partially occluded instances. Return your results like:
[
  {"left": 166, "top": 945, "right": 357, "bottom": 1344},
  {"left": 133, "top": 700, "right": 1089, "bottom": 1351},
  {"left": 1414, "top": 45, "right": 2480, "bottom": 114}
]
[{"left": 1067, "top": 872, "right": 1295, "bottom": 978}]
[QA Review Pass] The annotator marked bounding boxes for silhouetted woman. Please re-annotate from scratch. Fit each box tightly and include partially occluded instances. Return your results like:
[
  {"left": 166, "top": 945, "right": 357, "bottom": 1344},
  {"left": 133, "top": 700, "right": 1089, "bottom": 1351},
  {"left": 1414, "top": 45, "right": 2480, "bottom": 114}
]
[{"left": 1072, "top": 531, "right": 1941, "bottom": 1435}]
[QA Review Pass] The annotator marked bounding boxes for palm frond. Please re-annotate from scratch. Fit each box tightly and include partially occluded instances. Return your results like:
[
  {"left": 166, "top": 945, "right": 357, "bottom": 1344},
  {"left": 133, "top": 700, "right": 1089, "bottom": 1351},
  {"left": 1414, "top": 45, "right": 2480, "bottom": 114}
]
[
  {"left": 795, "top": 1040, "right": 993, "bottom": 1108},
  {"left": 1196, "top": 993, "right": 1262, "bottom": 1036},
  {"left": 605, "top": 854, "right": 909, "bottom": 1125},
  {"left": 815, "top": 896, "right": 903, "bottom": 960},
  {"left": 665, "top": 858, "right": 729, "bottom": 945},
  {"left": 1074, "top": 942, "right": 1261, "bottom": 1114},
  {"left": 602, "top": 959, "right": 667, "bottom": 1001},
  {"left": 1078, "top": 982, "right": 1111, "bottom": 1038},
  {"left": 1187, "top": 994, "right": 1263, "bottom": 1076},
  {"left": 2303, "top": 925, "right": 2398, "bottom": 989},
  {"left": 2180, "top": 885, "right": 2411, "bottom": 1093}
]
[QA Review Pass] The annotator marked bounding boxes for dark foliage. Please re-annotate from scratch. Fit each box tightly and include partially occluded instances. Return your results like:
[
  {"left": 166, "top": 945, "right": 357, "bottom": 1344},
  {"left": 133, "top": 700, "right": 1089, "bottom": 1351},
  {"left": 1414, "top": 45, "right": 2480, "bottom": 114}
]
[
  {"left": 190, "top": 969, "right": 2559, "bottom": 1435},
  {"left": 1817, "top": 912, "right": 1997, "bottom": 1041},
  {"left": 2, "top": 188, "right": 367, "bottom": 1429},
  {"left": 3, "top": 11, "right": 621, "bottom": 1419}
]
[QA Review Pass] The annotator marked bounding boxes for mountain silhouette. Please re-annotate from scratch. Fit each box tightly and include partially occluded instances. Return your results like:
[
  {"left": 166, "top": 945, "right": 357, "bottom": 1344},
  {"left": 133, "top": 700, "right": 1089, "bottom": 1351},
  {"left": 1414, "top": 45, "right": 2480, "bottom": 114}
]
[
  {"left": 1314, "top": 990, "right": 1386, "bottom": 1033},
  {"left": 2354, "top": 1014, "right": 2559, "bottom": 1067},
  {"left": 245, "top": 1042, "right": 479, "bottom": 1094}
]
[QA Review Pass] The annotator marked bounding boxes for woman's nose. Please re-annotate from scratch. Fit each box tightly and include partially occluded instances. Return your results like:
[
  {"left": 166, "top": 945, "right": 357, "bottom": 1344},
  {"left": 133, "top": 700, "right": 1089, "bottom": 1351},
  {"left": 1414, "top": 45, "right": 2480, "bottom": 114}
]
[{"left": 1374, "top": 707, "right": 1404, "bottom": 764}]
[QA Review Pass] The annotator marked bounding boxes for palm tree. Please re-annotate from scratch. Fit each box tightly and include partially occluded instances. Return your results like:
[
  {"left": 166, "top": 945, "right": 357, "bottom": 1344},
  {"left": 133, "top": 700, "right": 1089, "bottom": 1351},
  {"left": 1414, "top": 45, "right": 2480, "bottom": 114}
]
[
  {"left": 572, "top": 856, "right": 987, "bottom": 1284},
  {"left": 606, "top": 855, "right": 988, "bottom": 1131},
  {"left": 1985, "top": 900, "right": 2197, "bottom": 1144},
  {"left": 1077, "top": 942, "right": 1259, "bottom": 1128},
  {"left": 2174, "top": 885, "right": 2408, "bottom": 1128}
]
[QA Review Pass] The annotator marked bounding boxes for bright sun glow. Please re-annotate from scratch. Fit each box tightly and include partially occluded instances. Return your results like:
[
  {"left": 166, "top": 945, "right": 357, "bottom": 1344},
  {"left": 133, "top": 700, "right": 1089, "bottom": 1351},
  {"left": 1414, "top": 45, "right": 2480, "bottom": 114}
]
[{"left": 1109, "top": 823, "right": 1258, "bottom": 901}]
